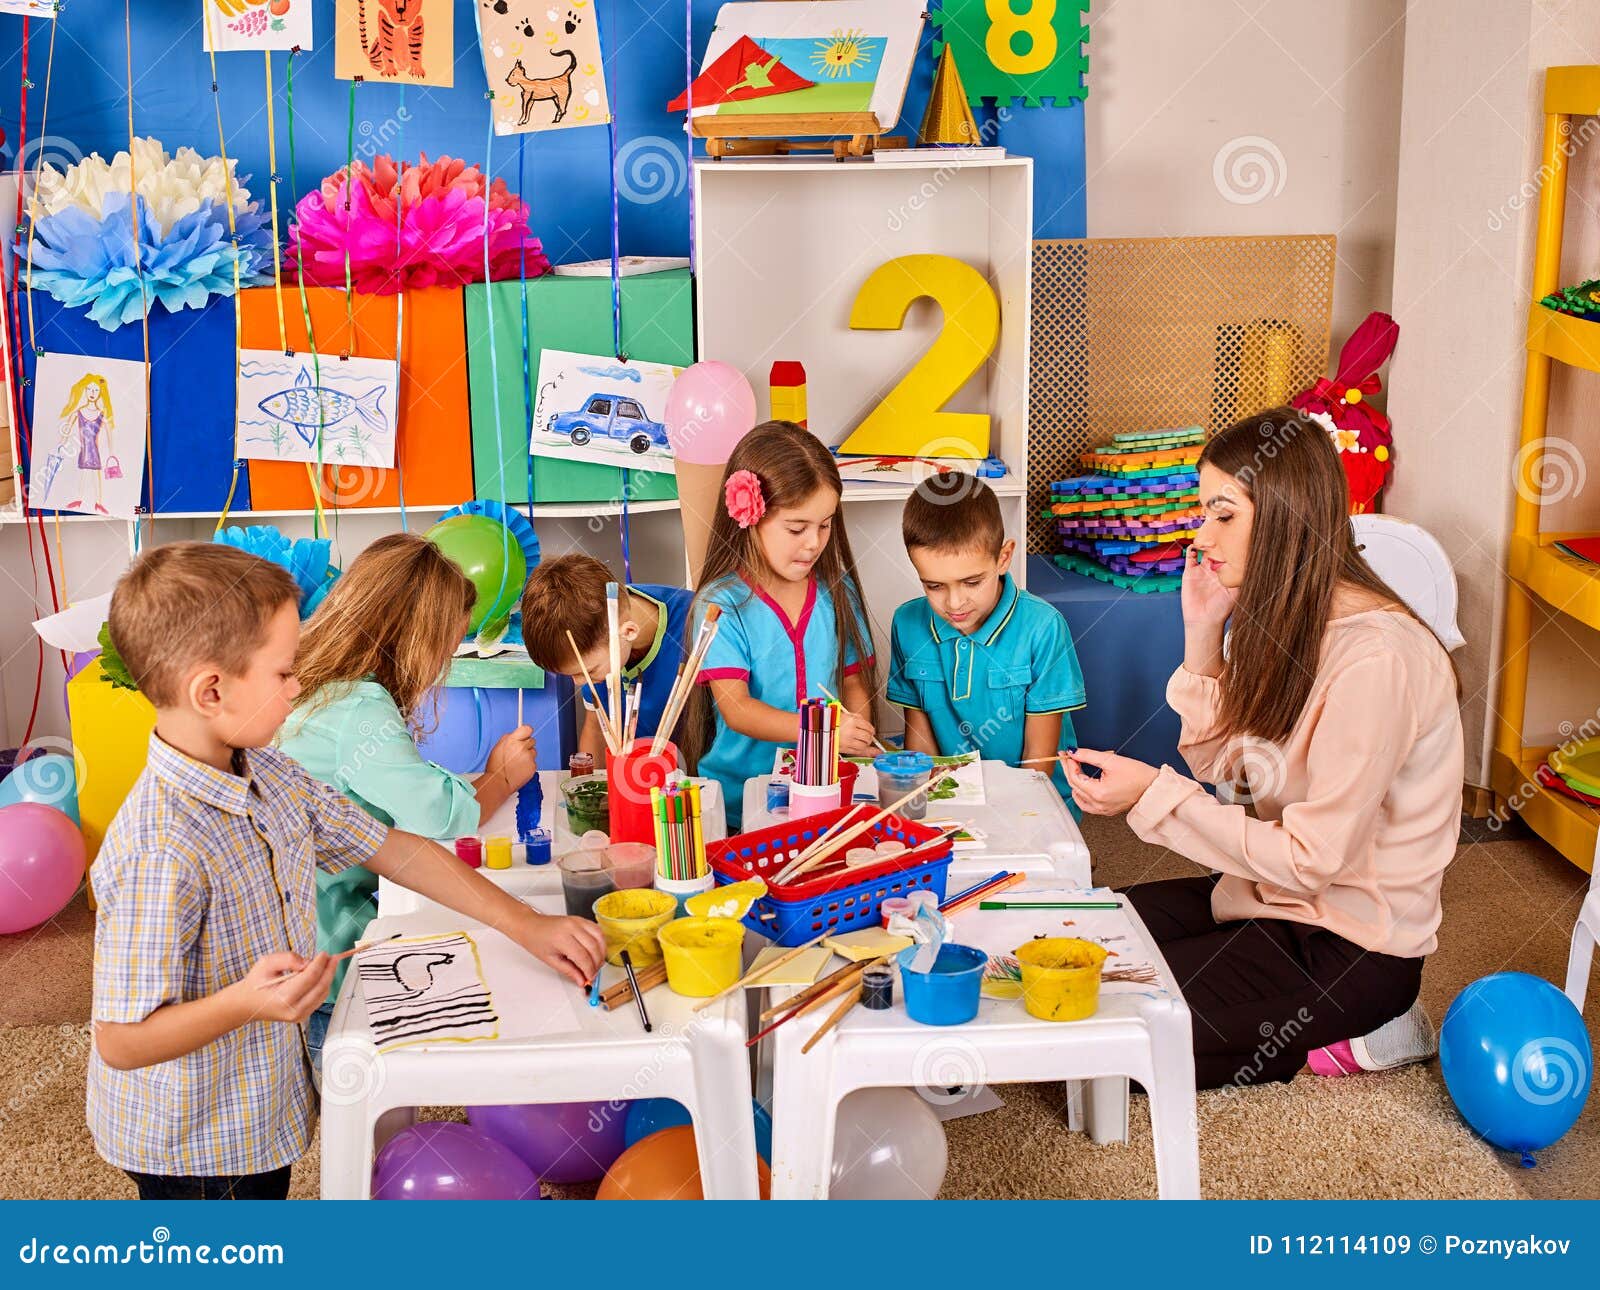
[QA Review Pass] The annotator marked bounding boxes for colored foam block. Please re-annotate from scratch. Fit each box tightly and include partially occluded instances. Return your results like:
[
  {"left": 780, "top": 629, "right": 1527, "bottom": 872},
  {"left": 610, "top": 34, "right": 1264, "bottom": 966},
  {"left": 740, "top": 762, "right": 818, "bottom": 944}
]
[
  {"left": 17, "top": 291, "right": 247, "bottom": 513},
  {"left": 241, "top": 285, "right": 473, "bottom": 511},
  {"left": 67, "top": 658, "right": 158, "bottom": 880},
  {"left": 465, "top": 270, "right": 693, "bottom": 505}
]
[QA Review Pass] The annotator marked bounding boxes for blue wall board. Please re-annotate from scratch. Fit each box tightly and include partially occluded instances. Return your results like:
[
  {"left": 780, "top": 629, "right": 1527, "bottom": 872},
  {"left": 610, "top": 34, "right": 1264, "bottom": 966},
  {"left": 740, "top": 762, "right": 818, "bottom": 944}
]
[{"left": 0, "top": 0, "right": 1085, "bottom": 263}]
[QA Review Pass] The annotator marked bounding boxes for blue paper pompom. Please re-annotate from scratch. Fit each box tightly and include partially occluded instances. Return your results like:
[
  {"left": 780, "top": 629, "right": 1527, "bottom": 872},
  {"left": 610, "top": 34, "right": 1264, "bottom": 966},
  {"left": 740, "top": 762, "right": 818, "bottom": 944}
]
[{"left": 214, "top": 524, "right": 340, "bottom": 619}]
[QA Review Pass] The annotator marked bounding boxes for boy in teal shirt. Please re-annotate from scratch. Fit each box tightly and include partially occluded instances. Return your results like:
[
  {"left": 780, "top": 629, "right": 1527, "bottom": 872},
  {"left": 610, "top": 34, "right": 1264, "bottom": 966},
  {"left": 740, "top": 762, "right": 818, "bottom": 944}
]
[{"left": 887, "top": 478, "right": 1085, "bottom": 809}]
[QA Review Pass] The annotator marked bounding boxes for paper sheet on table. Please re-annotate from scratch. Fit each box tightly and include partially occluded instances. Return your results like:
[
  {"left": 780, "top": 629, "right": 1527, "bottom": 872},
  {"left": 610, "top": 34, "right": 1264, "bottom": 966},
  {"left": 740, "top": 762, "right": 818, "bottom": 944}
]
[
  {"left": 949, "top": 888, "right": 1167, "bottom": 996},
  {"left": 32, "top": 592, "right": 112, "bottom": 652},
  {"left": 358, "top": 927, "right": 582, "bottom": 1050},
  {"left": 825, "top": 928, "right": 914, "bottom": 962},
  {"left": 924, "top": 752, "right": 987, "bottom": 806},
  {"left": 746, "top": 944, "right": 830, "bottom": 987},
  {"left": 923, "top": 818, "right": 988, "bottom": 851}
]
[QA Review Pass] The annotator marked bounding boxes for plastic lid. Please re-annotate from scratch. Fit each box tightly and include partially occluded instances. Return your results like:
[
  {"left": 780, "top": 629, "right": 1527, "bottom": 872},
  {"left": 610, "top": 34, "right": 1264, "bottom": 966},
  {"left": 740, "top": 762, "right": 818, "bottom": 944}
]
[{"left": 874, "top": 751, "right": 935, "bottom": 776}]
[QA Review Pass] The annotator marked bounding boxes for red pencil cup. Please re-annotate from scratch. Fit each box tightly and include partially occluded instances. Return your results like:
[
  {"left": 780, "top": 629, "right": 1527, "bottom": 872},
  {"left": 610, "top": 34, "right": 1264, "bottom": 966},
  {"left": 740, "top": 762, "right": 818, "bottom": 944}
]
[{"left": 606, "top": 738, "right": 681, "bottom": 846}]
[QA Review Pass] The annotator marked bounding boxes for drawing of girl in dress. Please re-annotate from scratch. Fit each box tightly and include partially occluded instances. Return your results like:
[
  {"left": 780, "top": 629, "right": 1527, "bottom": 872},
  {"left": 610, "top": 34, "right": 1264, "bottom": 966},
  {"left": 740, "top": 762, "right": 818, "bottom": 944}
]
[{"left": 55, "top": 373, "right": 115, "bottom": 515}]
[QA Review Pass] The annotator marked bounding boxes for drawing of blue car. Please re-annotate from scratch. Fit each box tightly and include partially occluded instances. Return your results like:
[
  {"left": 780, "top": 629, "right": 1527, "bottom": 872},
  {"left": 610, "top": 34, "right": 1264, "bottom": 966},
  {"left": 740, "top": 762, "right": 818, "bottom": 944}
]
[{"left": 547, "top": 393, "right": 669, "bottom": 455}]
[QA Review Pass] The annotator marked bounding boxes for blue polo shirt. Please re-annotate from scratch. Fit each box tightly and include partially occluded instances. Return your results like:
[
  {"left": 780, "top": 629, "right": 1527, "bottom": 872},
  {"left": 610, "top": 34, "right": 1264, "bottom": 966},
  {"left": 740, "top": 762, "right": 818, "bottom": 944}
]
[
  {"left": 887, "top": 574, "right": 1085, "bottom": 804},
  {"left": 694, "top": 572, "right": 873, "bottom": 829},
  {"left": 589, "top": 584, "right": 695, "bottom": 745}
]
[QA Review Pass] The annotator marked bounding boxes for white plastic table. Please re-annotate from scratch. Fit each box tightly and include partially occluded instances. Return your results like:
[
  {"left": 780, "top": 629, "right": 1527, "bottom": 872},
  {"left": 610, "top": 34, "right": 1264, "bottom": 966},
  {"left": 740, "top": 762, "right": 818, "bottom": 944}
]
[
  {"left": 378, "top": 770, "right": 727, "bottom": 917},
  {"left": 765, "top": 889, "right": 1199, "bottom": 1200},
  {"left": 319, "top": 886, "right": 760, "bottom": 1200},
  {"left": 741, "top": 761, "right": 1091, "bottom": 888}
]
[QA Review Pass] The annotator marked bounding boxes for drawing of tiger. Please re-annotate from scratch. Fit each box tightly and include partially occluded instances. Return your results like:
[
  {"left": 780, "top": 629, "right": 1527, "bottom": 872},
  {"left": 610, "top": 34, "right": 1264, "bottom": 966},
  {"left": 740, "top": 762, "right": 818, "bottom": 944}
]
[{"left": 357, "top": 0, "right": 427, "bottom": 80}]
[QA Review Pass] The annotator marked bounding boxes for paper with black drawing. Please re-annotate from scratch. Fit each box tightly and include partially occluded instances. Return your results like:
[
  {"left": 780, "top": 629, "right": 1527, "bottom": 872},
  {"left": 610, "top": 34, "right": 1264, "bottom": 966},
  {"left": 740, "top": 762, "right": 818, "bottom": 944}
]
[{"left": 356, "top": 932, "right": 500, "bottom": 1050}]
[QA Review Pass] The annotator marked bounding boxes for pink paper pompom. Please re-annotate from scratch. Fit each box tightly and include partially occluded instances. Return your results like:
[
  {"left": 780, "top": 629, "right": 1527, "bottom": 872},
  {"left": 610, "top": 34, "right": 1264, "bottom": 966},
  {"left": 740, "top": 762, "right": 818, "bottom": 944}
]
[
  {"left": 724, "top": 470, "right": 766, "bottom": 529},
  {"left": 286, "top": 153, "right": 551, "bottom": 296}
]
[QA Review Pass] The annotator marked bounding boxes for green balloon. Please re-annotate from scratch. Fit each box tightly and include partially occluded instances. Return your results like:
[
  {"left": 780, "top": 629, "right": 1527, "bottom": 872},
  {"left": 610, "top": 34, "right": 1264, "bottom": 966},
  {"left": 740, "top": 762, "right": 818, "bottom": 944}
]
[{"left": 425, "top": 514, "right": 528, "bottom": 633}]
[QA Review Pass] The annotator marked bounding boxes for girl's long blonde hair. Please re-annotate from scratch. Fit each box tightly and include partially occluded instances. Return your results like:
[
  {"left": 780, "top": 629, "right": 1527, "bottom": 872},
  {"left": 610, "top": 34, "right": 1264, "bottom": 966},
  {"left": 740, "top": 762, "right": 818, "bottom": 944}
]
[
  {"left": 59, "top": 374, "right": 113, "bottom": 424},
  {"left": 679, "top": 421, "right": 879, "bottom": 771},
  {"left": 290, "top": 533, "right": 475, "bottom": 735}
]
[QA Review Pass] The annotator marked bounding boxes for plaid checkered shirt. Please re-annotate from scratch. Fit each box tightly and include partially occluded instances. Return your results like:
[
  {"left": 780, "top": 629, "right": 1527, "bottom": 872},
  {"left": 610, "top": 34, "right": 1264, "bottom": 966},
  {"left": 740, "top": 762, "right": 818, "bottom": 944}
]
[{"left": 87, "top": 734, "right": 387, "bottom": 1176}]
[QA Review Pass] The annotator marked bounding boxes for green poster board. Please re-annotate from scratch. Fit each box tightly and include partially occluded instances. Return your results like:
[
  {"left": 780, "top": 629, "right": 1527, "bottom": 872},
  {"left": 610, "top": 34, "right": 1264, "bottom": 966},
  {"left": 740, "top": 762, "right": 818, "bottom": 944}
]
[
  {"left": 465, "top": 270, "right": 693, "bottom": 504},
  {"left": 932, "top": 0, "right": 1090, "bottom": 107}
]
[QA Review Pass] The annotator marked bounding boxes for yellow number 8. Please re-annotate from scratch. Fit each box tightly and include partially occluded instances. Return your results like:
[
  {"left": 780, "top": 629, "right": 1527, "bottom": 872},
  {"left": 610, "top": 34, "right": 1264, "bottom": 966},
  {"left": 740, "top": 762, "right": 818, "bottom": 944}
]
[{"left": 985, "top": 0, "right": 1057, "bottom": 76}]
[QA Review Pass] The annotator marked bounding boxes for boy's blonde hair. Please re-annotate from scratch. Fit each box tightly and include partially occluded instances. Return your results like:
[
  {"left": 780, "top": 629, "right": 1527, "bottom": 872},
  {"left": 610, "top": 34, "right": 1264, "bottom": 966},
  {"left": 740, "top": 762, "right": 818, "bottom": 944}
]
[
  {"left": 291, "top": 533, "right": 475, "bottom": 734},
  {"left": 109, "top": 542, "right": 299, "bottom": 707},
  {"left": 520, "top": 554, "right": 629, "bottom": 672}
]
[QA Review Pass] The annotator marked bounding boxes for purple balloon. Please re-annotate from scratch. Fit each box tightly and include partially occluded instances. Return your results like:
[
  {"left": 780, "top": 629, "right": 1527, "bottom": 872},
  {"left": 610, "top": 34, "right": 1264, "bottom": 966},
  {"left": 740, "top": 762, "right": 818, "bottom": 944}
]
[
  {"left": 663, "top": 361, "right": 757, "bottom": 466},
  {"left": 371, "top": 1122, "right": 542, "bottom": 1200},
  {"left": 0, "top": 802, "right": 85, "bottom": 935},
  {"left": 467, "top": 1100, "right": 629, "bottom": 1185}
]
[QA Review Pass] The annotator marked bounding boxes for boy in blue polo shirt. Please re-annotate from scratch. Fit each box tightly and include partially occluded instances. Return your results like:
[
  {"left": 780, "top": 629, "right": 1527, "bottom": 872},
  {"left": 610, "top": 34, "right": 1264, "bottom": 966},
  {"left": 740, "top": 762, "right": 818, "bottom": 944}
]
[
  {"left": 887, "top": 477, "right": 1085, "bottom": 808},
  {"left": 521, "top": 555, "right": 694, "bottom": 759}
]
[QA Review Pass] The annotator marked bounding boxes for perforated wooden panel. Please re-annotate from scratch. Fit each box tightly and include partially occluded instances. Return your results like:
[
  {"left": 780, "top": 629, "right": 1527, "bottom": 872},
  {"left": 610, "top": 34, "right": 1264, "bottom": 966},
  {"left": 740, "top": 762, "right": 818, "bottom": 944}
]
[{"left": 1027, "top": 235, "right": 1336, "bottom": 552}]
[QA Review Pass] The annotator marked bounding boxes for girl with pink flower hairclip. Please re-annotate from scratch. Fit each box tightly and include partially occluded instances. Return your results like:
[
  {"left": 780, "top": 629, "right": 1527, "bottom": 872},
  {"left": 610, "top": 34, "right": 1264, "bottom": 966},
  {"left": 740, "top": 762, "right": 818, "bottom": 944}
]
[{"left": 679, "top": 421, "right": 880, "bottom": 829}]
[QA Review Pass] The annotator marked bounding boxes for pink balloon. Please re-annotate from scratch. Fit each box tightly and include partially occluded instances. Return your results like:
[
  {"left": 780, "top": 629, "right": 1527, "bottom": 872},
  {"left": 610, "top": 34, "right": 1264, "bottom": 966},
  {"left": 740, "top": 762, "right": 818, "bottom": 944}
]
[
  {"left": 664, "top": 361, "right": 758, "bottom": 466},
  {"left": 0, "top": 802, "right": 85, "bottom": 934}
]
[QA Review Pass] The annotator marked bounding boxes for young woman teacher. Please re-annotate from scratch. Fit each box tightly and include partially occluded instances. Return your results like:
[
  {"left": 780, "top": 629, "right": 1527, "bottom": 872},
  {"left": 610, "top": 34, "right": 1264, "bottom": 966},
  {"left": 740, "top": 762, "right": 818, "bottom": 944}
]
[{"left": 1064, "top": 410, "right": 1464, "bottom": 1089}]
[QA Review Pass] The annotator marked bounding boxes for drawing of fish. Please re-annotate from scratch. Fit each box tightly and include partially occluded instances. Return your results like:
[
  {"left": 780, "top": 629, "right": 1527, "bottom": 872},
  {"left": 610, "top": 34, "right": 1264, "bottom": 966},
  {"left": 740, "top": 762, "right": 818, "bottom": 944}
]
[{"left": 257, "top": 367, "right": 387, "bottom": 446}]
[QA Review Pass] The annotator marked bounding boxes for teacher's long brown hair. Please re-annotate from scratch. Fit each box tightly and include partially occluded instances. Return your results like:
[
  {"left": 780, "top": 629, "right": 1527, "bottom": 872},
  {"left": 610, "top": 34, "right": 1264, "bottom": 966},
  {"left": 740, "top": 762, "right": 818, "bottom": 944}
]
[{"left": 1201, "top": 408, "right": 1449, "bottom": 744}]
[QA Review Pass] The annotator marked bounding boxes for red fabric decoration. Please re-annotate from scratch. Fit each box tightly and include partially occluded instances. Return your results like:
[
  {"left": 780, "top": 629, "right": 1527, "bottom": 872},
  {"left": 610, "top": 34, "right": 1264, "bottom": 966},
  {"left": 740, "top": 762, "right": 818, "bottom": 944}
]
[
  {"left": 668, "top": 37, "right": 814, "bottom": 111},
  {"left": 1291, "top": 311, "right": 1399, "bottom": 514}
]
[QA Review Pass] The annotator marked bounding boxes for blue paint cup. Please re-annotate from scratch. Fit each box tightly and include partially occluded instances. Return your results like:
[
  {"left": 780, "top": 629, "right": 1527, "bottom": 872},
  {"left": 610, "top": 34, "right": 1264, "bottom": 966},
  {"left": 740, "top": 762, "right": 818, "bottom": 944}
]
[{"left": 901, "top": 943, "right": 987, "bottom": 1026}]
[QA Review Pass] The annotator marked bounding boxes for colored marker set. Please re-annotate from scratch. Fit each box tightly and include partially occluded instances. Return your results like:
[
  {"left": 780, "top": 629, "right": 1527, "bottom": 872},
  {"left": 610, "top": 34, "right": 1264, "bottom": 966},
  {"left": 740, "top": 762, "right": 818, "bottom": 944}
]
[
  {"left": 651, "top": 782, "right": 707, "bottom": 882},
  {"left": 795, "top": 698, "right": 842, "bottom": 787}
]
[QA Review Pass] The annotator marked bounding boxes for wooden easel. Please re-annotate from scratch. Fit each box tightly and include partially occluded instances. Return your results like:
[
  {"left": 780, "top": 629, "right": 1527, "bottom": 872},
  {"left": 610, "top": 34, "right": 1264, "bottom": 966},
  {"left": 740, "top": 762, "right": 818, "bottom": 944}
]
[{"left": 692, "top": 0, "right": 920, "bottom": 161}]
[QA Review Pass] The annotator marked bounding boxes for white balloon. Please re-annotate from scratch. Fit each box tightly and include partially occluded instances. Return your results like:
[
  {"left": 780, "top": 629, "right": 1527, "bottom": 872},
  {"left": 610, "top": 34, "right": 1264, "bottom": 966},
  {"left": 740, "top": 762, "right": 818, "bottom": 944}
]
[{"left": 829, "top": 1087, "right": 948, "bottom": 1200}]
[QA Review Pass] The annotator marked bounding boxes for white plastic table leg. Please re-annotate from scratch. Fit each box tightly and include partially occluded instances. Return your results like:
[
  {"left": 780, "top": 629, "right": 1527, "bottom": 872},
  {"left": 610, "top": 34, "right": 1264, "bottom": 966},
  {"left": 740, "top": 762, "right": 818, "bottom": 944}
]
[
  {"left": 1565, "top": 885, "right": 1600, "bottom": 1011},
  {"left": 768, "top": 1032, "right": 840, "bottom": 1200},
  {"left": 319, "top": 1035, "right": 384, "bottom": 1200},
  {"left": 685, "top": 1010, "right": 762, "bottom": 1199},
  {"left": 1085, "top": 1075, "right": 1130, "bottom": 1144},
  {"left": 1141, "top": 998, "right": 1200, "bottom": 1200}
]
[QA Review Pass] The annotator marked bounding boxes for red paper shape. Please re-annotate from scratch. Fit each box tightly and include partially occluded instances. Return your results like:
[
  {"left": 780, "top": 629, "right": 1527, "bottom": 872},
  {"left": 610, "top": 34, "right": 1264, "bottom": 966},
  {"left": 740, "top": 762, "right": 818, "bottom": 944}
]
[{"left": 667, "top": 37, "right": 814, "bottom": 111}]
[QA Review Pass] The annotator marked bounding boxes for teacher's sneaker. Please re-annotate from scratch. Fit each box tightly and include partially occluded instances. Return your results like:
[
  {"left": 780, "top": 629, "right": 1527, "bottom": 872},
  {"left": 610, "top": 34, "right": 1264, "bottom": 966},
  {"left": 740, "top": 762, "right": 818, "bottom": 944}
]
[{"left": 1307, "top": 1002, "right": 1436, "bottom": 1077}]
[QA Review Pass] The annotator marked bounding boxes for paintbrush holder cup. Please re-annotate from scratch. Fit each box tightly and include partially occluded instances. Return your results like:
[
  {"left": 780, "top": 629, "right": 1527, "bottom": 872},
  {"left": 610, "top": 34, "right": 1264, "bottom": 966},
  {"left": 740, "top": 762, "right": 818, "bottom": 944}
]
[
  {"left": 788, "top": 779, "right": 842, "bottom": 821},
  {"left": 606, "top": 739, "right": 680, "bottom": 846}
]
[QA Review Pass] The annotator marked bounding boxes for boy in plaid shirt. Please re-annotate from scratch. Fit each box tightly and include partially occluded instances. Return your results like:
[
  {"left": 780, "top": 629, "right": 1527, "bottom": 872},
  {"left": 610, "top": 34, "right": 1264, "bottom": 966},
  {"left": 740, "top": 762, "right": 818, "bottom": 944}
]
[{"left": 88, "top": 543, "right": 604, "bottom": 1200}]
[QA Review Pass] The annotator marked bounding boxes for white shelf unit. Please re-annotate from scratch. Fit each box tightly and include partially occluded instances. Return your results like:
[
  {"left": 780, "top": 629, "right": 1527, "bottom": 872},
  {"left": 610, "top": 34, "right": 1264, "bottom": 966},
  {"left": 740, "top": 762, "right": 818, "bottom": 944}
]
[{"left": 693, "top": 156, "right": 1035, "bottom": 672}]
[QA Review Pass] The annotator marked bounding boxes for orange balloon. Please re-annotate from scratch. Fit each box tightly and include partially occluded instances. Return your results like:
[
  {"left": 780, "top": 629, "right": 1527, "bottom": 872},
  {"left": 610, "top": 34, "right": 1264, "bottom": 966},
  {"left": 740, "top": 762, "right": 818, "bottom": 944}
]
[{"left": 595, "top": 1126, "right": 771, "bottom": 1200}]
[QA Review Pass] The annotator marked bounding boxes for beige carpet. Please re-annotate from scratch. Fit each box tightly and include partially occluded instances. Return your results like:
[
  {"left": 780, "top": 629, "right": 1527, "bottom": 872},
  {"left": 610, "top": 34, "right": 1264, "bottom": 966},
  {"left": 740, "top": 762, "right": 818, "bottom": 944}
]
[{"left": 3, "top": 815, "right": 1596, "bottom": 1200}]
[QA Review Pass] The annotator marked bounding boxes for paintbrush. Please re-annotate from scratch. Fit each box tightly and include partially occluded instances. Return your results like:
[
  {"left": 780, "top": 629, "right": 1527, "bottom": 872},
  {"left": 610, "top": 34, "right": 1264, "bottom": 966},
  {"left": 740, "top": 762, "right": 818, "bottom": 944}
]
[
  {"left": 801, "top": 982, "right": 862, "bottom": 1054},
  {"left": 747, "top": 957, "right": 884, "bottom": 1047},
  {"left": 650, "top": 605, "right": 723, "bottom": 756},
  {"left": 815, "top": 683, "right": 892, "bottom": 754},
  {"left": 776, "top": 783, "right": 933, "bottom": 883},
  {"left": 606, "top": 583, "right": 623, "bottom": 745},
  {"left": 567, "top": 629, "right": 621, "bottom": 755},
  {"left": 620, "top": 949, "right": 651, "bottom": 1032}
]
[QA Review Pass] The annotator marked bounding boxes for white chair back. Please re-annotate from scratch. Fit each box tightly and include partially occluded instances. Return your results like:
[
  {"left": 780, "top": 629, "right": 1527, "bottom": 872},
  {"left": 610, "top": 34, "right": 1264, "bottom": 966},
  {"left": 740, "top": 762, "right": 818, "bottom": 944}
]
[{"left": 1350, "top": 514, "right": 1466, "bottom": 651}]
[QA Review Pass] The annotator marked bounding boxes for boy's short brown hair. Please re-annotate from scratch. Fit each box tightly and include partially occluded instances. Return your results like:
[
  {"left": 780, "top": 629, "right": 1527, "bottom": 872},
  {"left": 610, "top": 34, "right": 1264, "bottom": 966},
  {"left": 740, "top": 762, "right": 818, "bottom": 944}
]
[
  {"left": 902, "top": 475, "right": 1006, "bottom": 558},
  {"left": 109, "top": 542, "right": 299, "bottom": 707},
  {"left": 520, "top": 554, "right": 630, "bottom": 672}
]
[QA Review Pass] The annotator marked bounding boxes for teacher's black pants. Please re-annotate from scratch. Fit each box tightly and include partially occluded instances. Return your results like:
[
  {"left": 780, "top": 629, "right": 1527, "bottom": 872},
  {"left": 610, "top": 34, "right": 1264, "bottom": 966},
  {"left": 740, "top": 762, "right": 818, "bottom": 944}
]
[{"left": 1121, "top": 875, "right": 1424, "bottom": 1090}]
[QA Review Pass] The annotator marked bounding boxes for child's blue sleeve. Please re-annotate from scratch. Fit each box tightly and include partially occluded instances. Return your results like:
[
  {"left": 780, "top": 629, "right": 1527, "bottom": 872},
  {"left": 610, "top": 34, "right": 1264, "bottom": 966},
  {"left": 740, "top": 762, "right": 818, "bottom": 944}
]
[
  {"left": 696, "top": 588, "right": 753, "bottom": 683},
  {"left": 885, "top": 610, "right": 920, "bottom": 709},
  {"left": 1026, "top": 609, "right": 1087, "bottom": 714},
  {"left": 841, "top": 579, "right": 876, "bottom": 675}
]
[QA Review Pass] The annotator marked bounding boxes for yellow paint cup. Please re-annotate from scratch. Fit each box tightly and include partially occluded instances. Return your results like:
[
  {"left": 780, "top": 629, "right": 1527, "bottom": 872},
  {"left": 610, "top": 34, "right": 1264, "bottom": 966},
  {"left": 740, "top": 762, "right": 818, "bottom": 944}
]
[
  {"left": 593, "top": 888, "right": 678, "bottom": 967},
  {"left": 1015, "top": 937, "right": 1109, "bottom": 1022},
  {"left": 658, "top": 917, "right": 746, "bottom": 997}
]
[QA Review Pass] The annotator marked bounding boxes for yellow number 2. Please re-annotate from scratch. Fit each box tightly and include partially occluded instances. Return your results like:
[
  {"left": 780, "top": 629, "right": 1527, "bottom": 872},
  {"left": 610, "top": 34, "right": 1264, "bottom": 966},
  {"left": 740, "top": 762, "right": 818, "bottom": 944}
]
[
  {"left": 837, "top": 255, "right": 1000, "bottom": 460},
  {"left": 985, "top": 0, "right": 1058, "bottom": 76}
]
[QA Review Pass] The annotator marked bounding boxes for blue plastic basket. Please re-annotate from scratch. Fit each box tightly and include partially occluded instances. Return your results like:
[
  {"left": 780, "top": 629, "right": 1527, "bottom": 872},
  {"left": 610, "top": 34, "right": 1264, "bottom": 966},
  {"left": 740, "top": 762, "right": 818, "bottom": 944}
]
[{"left": 708, "top": 807, "right": 953, "bottom": 946}]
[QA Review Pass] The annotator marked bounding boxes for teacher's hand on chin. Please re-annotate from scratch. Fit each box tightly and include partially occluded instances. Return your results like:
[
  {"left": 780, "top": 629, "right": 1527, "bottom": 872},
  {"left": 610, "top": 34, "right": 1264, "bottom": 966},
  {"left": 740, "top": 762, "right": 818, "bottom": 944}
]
[{"left": 1061, "top": 747, "right": 1159, "bottom": 816}]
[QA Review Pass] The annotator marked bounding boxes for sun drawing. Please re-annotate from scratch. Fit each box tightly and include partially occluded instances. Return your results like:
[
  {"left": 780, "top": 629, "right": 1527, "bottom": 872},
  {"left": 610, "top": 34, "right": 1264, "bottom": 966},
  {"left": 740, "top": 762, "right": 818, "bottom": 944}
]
[{"left": 811, "top": 28, "right": 876, "bottom": 79}]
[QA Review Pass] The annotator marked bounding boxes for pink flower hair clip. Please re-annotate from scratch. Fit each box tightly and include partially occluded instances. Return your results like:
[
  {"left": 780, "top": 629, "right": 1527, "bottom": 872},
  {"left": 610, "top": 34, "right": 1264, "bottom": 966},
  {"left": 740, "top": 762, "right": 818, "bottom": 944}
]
[{"left": 724, "top": 469, "right": 766, "bottom": 529}]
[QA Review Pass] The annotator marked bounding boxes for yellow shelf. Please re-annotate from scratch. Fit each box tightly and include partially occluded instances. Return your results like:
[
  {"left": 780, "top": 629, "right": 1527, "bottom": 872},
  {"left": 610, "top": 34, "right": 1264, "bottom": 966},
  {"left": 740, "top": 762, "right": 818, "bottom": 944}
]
[
  {"left": 1506, "top": 532, "right": 1600, "bottom": 632},
  {"left": 1491, "top": 749, "right": 1597, "bottom": 872},
  {"left": 1545, "top": 65, "right": 1600, "bottom": 116},
  {"left": 1527, "top": 302, "right": 1600, "bottom": 374}
]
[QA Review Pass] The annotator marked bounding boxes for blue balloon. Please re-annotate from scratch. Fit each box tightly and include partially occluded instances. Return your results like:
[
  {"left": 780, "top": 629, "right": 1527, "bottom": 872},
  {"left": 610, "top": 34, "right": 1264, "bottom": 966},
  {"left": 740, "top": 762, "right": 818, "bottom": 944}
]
[
  {"left": 1440, "top": 972, "right": 1592, "bottom": 1161},
  {"left": 624, "top": 1097, "right": 773, "bottom": 1163},
  {"left": 0, "top": 754, "right": 79, "bottom": 826}
]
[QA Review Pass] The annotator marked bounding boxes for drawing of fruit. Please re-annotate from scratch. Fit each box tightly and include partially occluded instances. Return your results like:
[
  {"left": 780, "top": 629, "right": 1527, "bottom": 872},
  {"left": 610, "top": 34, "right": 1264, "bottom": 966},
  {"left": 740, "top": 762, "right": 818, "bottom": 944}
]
[
  {"left": 270, "top": 0, "right": 291, "bottom": 12},
  {"left": 928, "top": 775, "right": 960, "bottom": 801},
  {"left": 230, "top": 7, "right": 268, "bottom": 35}
]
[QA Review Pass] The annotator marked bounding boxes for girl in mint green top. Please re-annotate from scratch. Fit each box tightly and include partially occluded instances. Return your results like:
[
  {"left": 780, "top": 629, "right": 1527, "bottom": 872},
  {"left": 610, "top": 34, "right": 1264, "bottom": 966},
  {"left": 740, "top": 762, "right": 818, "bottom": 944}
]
[{"left": 277, "top": 535, "right": 540, "bottom": 1036}]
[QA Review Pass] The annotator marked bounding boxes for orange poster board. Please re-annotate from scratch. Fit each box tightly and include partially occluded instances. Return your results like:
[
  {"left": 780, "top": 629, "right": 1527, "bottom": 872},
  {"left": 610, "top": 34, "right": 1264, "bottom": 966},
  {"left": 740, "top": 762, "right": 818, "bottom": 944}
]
[{"left": 242, "top": 285, "right": 474, "bottom": 510}]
